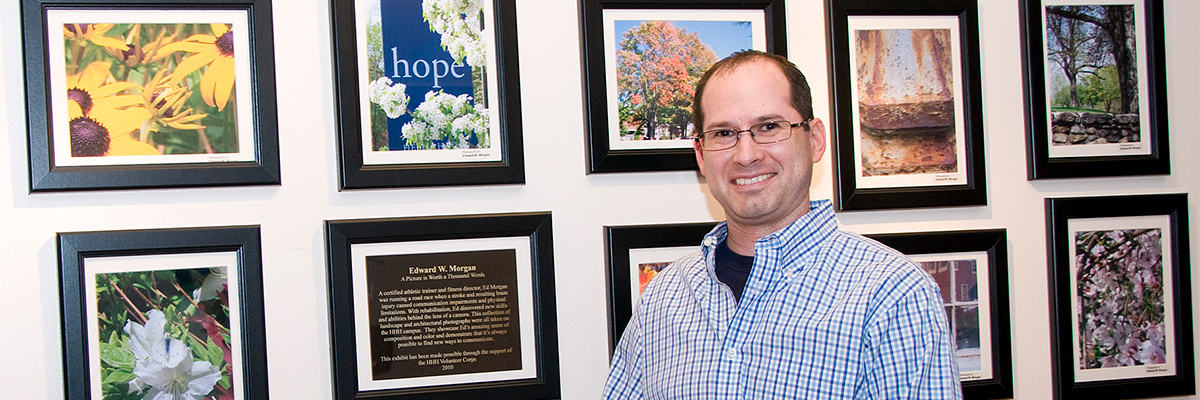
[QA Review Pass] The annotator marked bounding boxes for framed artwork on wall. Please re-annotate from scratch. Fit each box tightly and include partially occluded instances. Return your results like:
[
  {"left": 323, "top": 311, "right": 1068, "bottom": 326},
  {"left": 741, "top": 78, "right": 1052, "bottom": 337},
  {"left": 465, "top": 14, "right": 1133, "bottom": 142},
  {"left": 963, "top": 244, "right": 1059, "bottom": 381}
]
[
  {"left": 580, "top": 0, "right": 786, "bottom": 173},
  {"left": 331, "top": 0, "right": 525, "bottom": 189},
  {"left": 326, "top": 212, "right": 559, "bottom": 399},
  {"left": 866, "top": 229, "right": 1013, "bottom": 399},
  {"left": 826, "top": 0, "right": 986, "bottom": 211},
  {"left": 1020, "top": 0, "right": 1169, "bottom": 180},
  {"left": 21, "top": 0, "right": 280, "bottom": 192},
  {"left": 1046, "top": 194, "right": 1193, "bottom": 399},
  {"left": 603, "top": 222, "right": 716, "bottom": 351},
  {"left": 57, "top": 226, "right": 268, "bottom": 400}
]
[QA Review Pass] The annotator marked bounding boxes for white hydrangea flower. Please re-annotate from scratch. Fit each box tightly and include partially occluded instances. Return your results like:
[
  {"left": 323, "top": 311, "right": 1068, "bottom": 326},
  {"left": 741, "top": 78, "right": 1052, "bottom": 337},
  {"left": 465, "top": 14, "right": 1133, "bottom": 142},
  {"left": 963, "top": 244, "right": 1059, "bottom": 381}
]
[
  {"left": 401, "top": 90, "right": 489, "bottom": 149},
  {"left": 192, "top": 268, "right": 227, "bottom": 302},
  {"left": 368, "top": 77, "right": 409, "bottom": 118},
  {"left": 123, "top": 309, "right": 222, "bottom": 399},
  {"left": 368, "top": 77, "right": 391, "bottom": 104},
  {"left": 132, "top": 337, "right": 222, "bottom": 400},
  {"left": 124, "top": 310, "right": 168, "bottom": 362},
  {"left": 422, "top": 0, "right": 487, "bottom": 67}
]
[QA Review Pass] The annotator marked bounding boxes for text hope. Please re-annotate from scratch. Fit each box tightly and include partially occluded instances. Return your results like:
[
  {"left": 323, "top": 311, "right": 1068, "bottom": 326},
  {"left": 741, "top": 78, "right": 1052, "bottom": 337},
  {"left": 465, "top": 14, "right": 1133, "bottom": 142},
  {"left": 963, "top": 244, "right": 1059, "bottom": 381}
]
[{"left": 391, "top": 47, "right": 469, "bottom": 89}]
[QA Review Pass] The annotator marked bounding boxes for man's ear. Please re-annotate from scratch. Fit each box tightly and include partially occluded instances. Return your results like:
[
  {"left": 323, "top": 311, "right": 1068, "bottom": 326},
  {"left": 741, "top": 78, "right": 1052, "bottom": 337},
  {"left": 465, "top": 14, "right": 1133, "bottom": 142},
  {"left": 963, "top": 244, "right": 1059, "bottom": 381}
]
[
  {"left": 807, "top": 118, "right": 827, "bottom": 164},
  {"left": 693, "top": 139, "right": 707, "bottom": 176}
]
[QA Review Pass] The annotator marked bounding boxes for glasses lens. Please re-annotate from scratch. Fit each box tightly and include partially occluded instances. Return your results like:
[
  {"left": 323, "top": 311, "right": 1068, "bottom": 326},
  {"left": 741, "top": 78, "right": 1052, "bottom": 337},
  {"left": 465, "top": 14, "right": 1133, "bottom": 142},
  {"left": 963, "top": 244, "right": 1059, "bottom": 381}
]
[
  {"left": 702, "top": 129, "right": 738, "bottom": 150},
  {"left": 698, "top": 120, "right": 798, "bottom": 150},
  {"left": 751, "top": 120, "right": 792, "bottom": 143}
]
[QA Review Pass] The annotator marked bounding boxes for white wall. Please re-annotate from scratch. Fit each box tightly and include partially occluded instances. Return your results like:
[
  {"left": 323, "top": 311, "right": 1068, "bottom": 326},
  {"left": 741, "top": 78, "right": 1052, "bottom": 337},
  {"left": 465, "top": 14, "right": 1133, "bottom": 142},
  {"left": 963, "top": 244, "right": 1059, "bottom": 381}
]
[{"left": 1, "top": 0, "right": 1196, "bottom": 398}]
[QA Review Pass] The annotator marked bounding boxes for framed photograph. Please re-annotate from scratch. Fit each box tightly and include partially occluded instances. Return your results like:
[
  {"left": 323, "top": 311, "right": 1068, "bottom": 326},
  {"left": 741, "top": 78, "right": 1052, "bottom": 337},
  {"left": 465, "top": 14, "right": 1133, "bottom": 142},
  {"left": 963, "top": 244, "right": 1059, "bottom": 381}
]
[
  {"left": 603, "top": 222, "right": 716, "bottom": 351},
  {"left": 331, "top": 0, "right": 525, "bottom": 189},
  {"left": 866, "top": 229, "right": 1013, "bottom": 399},
  {"left": 1046, "top": 194, "right": 1193, "bottom": 399},
  {"left": 826, "top": 0, "right": 986, "bottom": 210},
  {"left": 580, "top": 0, "right": 786, "bottom": 174},
  {"left": 1021, "top": 0, "right": 1169, "bottom": 180},
  {"left": 57, "top": 226, "right": 267, "bottom": 400},
  {"left": 21, "top": 0, "right": 280, "bottom": 192},
  {"left": 326, "top": 212, "right": 559, "bottom": 399}
]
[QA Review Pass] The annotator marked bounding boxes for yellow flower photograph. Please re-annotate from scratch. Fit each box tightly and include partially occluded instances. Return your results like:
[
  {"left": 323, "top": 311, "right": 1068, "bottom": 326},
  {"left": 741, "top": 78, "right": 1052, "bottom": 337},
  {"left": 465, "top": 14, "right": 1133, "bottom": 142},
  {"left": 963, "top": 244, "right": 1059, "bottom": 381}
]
[
  {"left": 155, "top": 23, "right": 236, "bottom": 112},
  {"left": 26, "top": 4, "right": 276, "bottom": 191},
  {"left": 55, "top": 20, "right": 244, "bottom": 161}
]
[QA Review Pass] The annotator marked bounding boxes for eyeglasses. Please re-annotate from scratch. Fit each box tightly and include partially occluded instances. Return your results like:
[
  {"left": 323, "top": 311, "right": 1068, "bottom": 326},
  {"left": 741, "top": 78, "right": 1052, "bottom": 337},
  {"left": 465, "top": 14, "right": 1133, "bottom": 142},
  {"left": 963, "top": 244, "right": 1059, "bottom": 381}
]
[{"left": 693, "top": 119, "right": 809, "bottom": 151}]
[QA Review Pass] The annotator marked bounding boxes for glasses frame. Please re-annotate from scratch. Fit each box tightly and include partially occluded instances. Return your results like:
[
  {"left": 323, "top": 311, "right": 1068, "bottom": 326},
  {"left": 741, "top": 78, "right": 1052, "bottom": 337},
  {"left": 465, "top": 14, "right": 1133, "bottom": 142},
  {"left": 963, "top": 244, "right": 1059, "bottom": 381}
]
[{"left": 693, "top": 119, "right": 810, "bottom": 151}]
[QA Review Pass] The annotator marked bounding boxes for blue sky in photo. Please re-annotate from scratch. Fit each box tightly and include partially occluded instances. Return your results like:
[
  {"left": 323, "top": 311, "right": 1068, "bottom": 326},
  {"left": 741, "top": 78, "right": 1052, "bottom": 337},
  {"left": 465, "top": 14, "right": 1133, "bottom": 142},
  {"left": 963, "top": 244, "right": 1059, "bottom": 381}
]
[{"left": 613, "top": 20, "right": 754, "bottom": 58}]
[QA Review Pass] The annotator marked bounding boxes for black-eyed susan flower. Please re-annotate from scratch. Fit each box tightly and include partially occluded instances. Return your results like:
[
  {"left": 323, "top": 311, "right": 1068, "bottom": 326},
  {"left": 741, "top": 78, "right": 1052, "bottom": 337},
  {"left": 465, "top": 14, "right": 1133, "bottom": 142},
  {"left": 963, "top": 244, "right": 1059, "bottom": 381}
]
[
  {"left": 105, "top": 23, "right": 147, "bottom": 68},
  {"left": 66, "top": 61, "right": 141, "bottom": 117},
  {"left": 106, "top": 24, "right": 180, "bottom": 68},
  {"left": 63, "top": 23, "right": 129, "bottom": 53},
  {"left": 67, "top": 92, "right": 157, "bottom": 157},
  {"left": 155, "top": 24, "right": 235, "bottom": 111},
  {"left": 140, "top": 69, "right": 207, "bottom": 131}
]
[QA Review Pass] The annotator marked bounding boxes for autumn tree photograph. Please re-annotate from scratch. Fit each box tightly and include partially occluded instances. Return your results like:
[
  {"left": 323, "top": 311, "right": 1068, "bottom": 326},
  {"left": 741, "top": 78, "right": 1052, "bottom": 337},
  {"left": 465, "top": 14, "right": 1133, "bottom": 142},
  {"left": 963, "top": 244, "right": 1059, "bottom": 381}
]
[{"left": 612, "top": 20, "right": 751, "bottom": 141}]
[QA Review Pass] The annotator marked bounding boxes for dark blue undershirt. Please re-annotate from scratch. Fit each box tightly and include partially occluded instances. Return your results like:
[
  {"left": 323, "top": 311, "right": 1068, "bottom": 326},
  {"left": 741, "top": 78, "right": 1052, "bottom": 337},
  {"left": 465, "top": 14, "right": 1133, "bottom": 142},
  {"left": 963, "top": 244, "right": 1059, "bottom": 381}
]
[{"left": 714, "top": 240, "right": 754, "bottom": 301}]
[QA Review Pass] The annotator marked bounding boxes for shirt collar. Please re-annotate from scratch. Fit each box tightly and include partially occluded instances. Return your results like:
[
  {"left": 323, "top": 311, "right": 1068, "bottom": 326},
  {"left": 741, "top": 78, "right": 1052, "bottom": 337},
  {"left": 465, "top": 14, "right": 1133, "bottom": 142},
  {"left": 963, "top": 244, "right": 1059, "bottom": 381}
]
[{"left": 702, "top": 199, "right": 838, "bottom": 263}]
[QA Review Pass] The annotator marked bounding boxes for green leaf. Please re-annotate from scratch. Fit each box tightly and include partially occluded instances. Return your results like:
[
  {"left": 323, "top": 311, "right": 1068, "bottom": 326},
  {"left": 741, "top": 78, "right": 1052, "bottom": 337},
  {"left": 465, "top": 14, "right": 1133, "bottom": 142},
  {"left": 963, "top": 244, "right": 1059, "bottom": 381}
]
[
  {"left": 99, "top": 342, "right": 135, "bottom": 369},
  {"left": 206, "top": 338, "right": 226, "bottom": 366},
  {"left": 185, "top": 330, "right": 206, "bottom": 355},
  {"left": 101, "top": 370, "right": 136, "bottom": 385},
  {"left": 101, "top": 381, "right": 132, "bottom": 400}
]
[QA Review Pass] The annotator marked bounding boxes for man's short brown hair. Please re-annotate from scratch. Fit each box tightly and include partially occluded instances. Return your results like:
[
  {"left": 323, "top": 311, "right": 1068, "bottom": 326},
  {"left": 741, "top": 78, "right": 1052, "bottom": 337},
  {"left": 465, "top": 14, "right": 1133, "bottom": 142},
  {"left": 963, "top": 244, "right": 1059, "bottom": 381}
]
[{"left": 691, "top": 50, "right": 813, "bottom": 133}]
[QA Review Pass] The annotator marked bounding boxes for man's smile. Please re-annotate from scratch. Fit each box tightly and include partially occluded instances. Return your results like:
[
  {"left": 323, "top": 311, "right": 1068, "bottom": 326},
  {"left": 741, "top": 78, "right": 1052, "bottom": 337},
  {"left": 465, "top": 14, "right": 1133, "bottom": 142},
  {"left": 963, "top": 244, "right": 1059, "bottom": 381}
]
[{"left": 734, "top": 173, "right": 775, "bottom": 186}]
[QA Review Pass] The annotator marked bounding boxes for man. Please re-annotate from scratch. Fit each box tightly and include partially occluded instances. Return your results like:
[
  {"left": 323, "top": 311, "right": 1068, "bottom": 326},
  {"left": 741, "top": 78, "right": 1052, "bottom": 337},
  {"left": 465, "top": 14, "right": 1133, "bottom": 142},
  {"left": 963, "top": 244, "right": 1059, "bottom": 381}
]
[{"left": 603, "top": 50, "right": 961, "bottom": 399}]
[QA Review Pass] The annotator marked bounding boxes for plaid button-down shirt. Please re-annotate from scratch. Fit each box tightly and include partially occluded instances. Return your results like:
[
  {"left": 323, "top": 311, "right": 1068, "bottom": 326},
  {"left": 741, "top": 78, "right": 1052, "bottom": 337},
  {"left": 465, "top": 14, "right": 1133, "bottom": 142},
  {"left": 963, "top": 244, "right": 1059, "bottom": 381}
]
[{"left": 604, "top": 200, "right": 961, "bottom": 399}]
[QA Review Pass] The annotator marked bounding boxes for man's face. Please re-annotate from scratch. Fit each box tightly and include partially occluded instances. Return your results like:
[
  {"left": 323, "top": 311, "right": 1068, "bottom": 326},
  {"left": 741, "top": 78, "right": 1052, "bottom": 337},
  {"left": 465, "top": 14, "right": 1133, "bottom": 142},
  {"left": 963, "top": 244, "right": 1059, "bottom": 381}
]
[{"left": 694, "top": 60, "right": 826, "bottom": 231}]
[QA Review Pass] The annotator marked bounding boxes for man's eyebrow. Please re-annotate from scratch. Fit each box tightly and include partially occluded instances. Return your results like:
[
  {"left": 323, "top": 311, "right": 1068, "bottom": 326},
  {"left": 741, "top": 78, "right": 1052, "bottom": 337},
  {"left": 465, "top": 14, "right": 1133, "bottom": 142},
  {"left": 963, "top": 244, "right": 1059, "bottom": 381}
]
[
  {"left": 755, "top": 114, "right": 788, "bottom": 123},
  {"left": 704, "top": 114, "right": 789, "bottom": 130}
]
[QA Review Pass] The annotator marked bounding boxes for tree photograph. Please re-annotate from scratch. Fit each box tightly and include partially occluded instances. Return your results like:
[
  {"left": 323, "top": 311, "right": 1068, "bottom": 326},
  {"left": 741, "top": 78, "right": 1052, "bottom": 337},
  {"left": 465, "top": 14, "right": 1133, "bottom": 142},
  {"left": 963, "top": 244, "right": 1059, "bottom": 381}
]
[
  {"left": 1044, "top": 4, "right": 1145, "bottom": 147},
  {"left": 612, "top": 20, "right": 750, "bottom": 141},
  {"left": 1045, "top": 4, "right": 1138, "bottom": 115},
  {"left": 1075, "top": 228, "right": 1167, "bottom": 370}
]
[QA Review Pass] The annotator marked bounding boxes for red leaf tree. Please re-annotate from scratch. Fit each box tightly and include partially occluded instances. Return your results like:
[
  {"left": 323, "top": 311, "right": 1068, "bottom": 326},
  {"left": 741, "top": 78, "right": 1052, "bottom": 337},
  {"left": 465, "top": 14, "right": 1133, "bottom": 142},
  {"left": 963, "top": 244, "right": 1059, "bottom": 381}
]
[{"left": 616, "top": 21, "right": 717, "bottom": 140}]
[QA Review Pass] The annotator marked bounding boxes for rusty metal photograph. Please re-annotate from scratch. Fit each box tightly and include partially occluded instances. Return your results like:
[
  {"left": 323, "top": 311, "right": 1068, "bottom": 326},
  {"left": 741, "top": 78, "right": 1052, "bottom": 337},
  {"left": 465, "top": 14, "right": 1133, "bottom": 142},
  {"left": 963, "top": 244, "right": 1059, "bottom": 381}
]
[
  {"left": 854, "top": 27, "right": 961, "bottom": 179},
  {"left": 1021, "top": 0, "right": 1169, "bottom": 180},
  {"left": 827, "top": 0, "right": 986, "bottom": 211}
]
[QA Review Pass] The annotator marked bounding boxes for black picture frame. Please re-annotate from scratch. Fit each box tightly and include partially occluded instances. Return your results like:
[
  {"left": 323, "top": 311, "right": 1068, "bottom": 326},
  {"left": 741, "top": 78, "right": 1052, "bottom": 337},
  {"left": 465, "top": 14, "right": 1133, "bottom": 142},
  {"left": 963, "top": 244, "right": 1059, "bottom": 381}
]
[
  {"left": 580, "top": 0, "right": 787, "bottom": 174},
  {"left": 867, "top": 229, "right": 1013, "bottom": 399},
  {"left": 826, "top": 0, "right": 986, "bottom": 211},
  {"left": 331, "top": 0, "right": 525, "bottom": 189},
  {"left": 1046, "top": 194, "right": 1192, "bottom": 399},
  {"left": 57, "top": 226, "right": 268, "bottom": 400},
  {"left": 1020, "top": 0, "right": 1169, "bottom": 180},
  {"left": 603, "top": 222, "right": 716, "bottom": 352},
  {"left": 21, "top": 0, "right": 280, "bottom": 192},
  {"left": 326, "top": 212, "right": 559, "bottom": 399}
]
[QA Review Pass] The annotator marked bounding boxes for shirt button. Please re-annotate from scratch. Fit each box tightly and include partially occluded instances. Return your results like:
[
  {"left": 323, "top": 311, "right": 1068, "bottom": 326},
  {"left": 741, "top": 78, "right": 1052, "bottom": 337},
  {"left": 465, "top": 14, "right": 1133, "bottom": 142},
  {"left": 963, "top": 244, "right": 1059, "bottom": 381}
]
[
  {"left": 725, "top": 348, "right": 739, "bottom": 360},
  {"left": 703, "top": 237, "right": 714, "bottom": 247}
]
